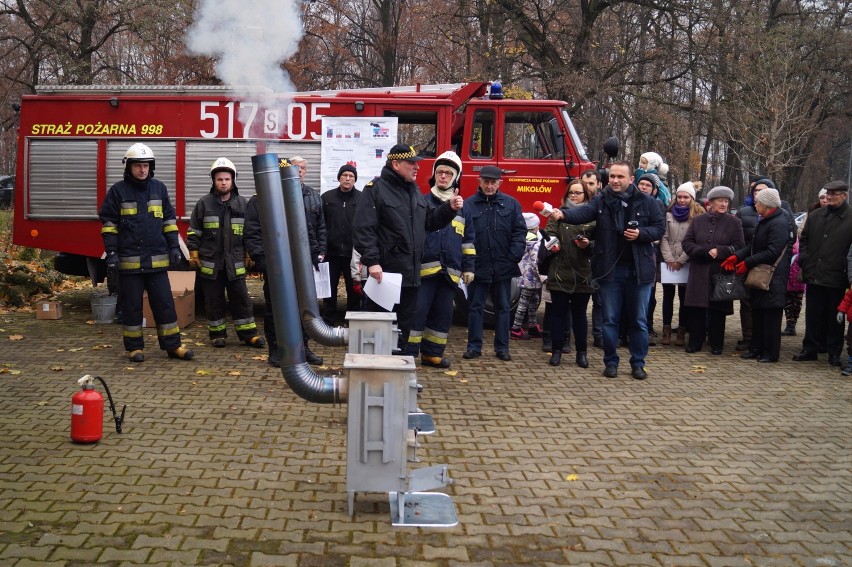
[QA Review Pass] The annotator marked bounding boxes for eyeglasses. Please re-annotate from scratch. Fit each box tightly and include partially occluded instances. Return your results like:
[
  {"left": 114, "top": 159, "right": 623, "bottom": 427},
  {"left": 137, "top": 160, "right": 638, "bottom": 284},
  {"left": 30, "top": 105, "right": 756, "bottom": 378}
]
[
  {"left": 435, "top": 170, "right": 454, "bottom": 177},
  {"left": 568, "top": 191, "right": 584, "bottom": 196}
]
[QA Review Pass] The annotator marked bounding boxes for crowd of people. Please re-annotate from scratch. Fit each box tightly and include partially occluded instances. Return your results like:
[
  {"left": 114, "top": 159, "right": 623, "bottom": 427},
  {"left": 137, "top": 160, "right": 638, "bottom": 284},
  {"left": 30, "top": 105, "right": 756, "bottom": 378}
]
[{"left": 99, "top": 141, "right": 852, "bottom": 380}]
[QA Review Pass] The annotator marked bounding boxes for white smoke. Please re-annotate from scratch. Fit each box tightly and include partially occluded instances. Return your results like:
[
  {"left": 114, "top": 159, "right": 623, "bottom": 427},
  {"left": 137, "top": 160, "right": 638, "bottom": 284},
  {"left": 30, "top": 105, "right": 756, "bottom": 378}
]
[{"left": 186, "top": 0, "right": 302, "bottom": 94}]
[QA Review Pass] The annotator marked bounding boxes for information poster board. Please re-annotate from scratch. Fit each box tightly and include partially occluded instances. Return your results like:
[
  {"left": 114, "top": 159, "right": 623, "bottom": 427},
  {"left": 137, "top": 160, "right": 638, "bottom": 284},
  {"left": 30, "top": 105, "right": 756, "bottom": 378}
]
[{"left": 320, "top": 117, "right": 398, "bottom": 194}]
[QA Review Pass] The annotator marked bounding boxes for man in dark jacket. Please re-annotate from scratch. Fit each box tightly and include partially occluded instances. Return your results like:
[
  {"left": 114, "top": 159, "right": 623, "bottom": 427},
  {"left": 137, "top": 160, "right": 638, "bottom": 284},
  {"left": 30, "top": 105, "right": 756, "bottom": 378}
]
[
  {"left": 99, "top": 142, "right": 193, "bottom": 362},
  {"left": 551, "top": 161, "right": 665, "bottom": 380},
  {"left": 462, "top": 165, "right": 526, "bottom": 362},
  {"left": 352, "top": 144, "right": 463, "bottom": 350},
  {"left": 187, "top": 157, "right": 264, "bottom": 349},
  {"left": 794, "top": 180, "right": 852, "bottom": 366},
  {"left": 321, "top": 163, "right": 362, "bottom": 324}
]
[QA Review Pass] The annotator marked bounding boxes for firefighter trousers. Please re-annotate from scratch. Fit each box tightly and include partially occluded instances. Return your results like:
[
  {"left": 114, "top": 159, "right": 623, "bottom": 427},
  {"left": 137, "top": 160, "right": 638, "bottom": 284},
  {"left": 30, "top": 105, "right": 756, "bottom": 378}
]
[
  {"left": 405, "top": 276, "right": 454, "bottom": 358},
  {"left": 119, "top": 271, "right": 182, "bottom": 352},
  {"left": 200, "top": 273, "right": 258, "bottom": 341}
]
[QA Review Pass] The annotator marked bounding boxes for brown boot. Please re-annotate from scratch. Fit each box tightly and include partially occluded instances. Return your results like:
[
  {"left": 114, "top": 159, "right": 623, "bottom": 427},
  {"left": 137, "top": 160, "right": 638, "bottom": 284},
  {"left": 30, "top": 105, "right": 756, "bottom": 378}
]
[
  {"left": 661, "top": 325, "right": 672, "bottom": 345},
  {"left": 675, "top": 327, "right": 686, "bottom": 346}
]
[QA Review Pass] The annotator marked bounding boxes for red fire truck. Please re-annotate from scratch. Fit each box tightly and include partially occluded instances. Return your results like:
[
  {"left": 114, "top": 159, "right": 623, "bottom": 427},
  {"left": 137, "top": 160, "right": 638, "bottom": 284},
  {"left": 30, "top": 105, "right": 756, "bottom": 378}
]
[{"left": 13, "top": 81, "right": 597, "bottom": 278}]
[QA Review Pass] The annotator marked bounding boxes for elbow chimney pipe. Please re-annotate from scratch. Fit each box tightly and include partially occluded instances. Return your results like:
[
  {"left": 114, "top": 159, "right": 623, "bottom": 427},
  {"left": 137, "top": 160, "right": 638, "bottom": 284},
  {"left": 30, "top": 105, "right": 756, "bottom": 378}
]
[
  {"left": 252, "top": 153, "right": 345, "bottom": 404},
  {"left": 279, "top": 163, "right": 348, "bottom": 347}
]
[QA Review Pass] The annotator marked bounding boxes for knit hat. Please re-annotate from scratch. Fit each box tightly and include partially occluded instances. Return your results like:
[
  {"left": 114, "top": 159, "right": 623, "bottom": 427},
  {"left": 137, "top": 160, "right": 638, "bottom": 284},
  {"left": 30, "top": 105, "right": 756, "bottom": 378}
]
[
  {"left": 755, "top": 187, "right": 781, "bottom": 209},
  {"left": 706, "top": 186, "right": 734, "bottom": 201},
  {"left": 637, "top": 173, "right": 659, "bottom": 193},
  {"left": 640, "top": 152, "right": 663, "bottom": 171},
  {"left": 337, "top": 163, "right": 358, "bottom": 181},
  {"left": 754, "top": 178, "right": 776, "bottom": 190},
  {"left": 818, "top": 188, "right": 827, "bottom": 198},
  {"left": 523, "top": 212, "right": 540, "bottom": 230},
  {"left": 675, "top": 182, "right": 696, "bottom": 200}
]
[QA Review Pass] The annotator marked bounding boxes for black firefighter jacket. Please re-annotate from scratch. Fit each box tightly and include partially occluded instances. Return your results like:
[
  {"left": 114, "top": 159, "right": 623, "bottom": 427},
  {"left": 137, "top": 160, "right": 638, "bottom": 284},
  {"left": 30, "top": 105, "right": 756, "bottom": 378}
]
[
  {"left": 99, "top": 173, "right": 179, "bottom": 273},
  {"left": 352, "top": 165, "right": 456, "bottom": 287},
  {"left": 186, "top": 186, "right": 249, "bottom": 281}
]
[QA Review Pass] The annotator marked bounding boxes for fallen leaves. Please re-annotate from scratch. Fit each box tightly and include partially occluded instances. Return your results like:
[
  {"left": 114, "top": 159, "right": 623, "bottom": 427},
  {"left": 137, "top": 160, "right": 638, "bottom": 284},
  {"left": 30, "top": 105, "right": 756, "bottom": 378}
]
[
  {"left": 195, "top": 369, "right": 213, "bottom": 376},
  {"left": 565, "top": 474, "right": 579, "bottom": 481},
  {"left": 691, "top": 365, "right": 706, "bottom": 374},
  {"left": 50, "top": 366, "right": 64, "bottom": 372},
  {"left": 444, "top": 370, "right": 458, "bottom": 376},
  {"left": 227, "top": 370, "right": 241, "bottom": 377},
  {"left": 9, "top": 334, "right": 23, "bottom": 341},
  {"left": 0, "top": 367, "right": 22, "bottom": 375}
]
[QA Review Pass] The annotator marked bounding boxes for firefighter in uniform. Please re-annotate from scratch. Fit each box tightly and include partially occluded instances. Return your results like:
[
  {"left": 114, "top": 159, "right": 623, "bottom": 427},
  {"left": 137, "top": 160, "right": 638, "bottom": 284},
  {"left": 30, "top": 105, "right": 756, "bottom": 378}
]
[
  {"left": 186, "top": 158, "right": 265, "bottom": 349},
  {"left": 99, "top": 142, "right": 194, "bottom": 362},
  {"left": 404, "top": 151, "right": 475, "bottom": 368}
]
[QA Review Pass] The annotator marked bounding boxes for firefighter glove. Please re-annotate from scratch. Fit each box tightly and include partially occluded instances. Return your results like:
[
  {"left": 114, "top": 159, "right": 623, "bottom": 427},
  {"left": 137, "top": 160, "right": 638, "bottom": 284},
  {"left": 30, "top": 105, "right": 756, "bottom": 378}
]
[
  {"left": 720, "top": 255, "right": 738, "bottom": 272},
  {"left": 462, "top": 272, "right": 475, "bottom": 285},
  {"left": 105, "top": 251, "right": 119, "bottom": 269},
  {"left": 169, "top": 248, "right": 183, "bottom": 268},
  {"left": 188, "top": 250, "right": 201, "bottom": 270}
]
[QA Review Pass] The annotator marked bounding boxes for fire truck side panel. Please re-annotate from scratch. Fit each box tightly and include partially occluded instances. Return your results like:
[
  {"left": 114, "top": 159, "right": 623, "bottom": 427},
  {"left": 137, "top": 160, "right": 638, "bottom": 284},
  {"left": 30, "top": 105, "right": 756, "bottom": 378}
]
[{"left": 13, "top": 85, "right": 594, "bottom": 272}]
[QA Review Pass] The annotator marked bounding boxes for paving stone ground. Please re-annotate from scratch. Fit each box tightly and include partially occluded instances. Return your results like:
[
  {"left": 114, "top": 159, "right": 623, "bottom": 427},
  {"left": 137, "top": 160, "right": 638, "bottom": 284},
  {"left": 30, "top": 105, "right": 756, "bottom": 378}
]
[{"left": 1, "top": 281, "right": 850, "bottom": 566}]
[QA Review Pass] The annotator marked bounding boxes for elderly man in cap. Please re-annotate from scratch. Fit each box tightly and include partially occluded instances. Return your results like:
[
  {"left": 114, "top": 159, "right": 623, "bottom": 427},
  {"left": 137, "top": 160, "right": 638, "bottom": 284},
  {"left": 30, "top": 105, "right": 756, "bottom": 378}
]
[
  {"left": 794, "top": 180, "right": 852, "bottom": 367},
  {"left": 353, "top": 144, "right": 463, "bottom": 351},
  {"left": 462, "top": 165, "right": 526, "bottom": 362}
]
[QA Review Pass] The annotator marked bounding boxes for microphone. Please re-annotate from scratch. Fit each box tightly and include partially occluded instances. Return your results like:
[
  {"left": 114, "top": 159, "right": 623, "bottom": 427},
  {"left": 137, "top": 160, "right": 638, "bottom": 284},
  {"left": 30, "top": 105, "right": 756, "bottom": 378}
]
[
  {"left": 532, "top": 201, "right": 554, "bottom": 217},
  {"left": 540, "top": 230, "right": 560, "bottom": 252}
]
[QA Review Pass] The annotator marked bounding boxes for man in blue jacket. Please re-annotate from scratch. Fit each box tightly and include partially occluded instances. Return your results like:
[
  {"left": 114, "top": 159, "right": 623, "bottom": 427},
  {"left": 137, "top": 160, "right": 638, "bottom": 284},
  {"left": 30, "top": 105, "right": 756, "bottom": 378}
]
[
  {"left": 462, "top": 166, "right": 526, "bottom": 362},
  {"left": 551, "top": 161, "right": 665, "bottom": 380}
]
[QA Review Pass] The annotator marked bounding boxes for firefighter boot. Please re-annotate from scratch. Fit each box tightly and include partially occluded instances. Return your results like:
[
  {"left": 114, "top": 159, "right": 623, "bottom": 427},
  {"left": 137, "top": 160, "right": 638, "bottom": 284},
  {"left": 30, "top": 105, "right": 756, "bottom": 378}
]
[
  {"left": 127, "top": 350, "right": 144, "bottom": 363},
  {"left": 245, "top": 336, "right": 266, "bottom": 348},
  {"left": 212, "top": 338, "right": 227, "bottom": 348},
  {"left": 167, "top": 344, "right": 195, "bottom": 360}
]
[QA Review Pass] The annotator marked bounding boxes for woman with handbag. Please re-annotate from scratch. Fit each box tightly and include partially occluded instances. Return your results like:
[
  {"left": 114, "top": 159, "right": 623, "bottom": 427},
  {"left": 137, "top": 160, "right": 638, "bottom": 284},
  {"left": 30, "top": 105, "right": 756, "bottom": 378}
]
[
  {"left": 723, "top": 188, "right": 795, "bottom": 362},
  {"left": 660, "top": 182, "right": 705, "bottom": 346},
  {"left": 544, "top": 179, "right": 595, "bottom": 367},
  {"left": 681, "top": 186, "right": 745, "bottom": 354}
]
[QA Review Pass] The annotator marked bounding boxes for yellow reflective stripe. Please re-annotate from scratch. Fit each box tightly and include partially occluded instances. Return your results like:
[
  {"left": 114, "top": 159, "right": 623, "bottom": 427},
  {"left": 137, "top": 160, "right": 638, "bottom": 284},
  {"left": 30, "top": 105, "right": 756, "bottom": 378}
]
[
  {"left": 120, "top": 204, "right": 137, "bottom": 215},
  {"left": 423, "top": 328, "right": 448, "bottom": 344},
  {"left": 407, "top": 330, "right": 423, "bottom": 343},
  {"left": 462, "top": 243, "right": 476, "bottom": 254},
  {"left": 187, "top": 228, "right": 202, "bottom": 237},
  {"left": 452, "top": 217, "right": 465, "bottom": 236},
  {"left": 235, "top": 266, "right": 246, "bottom": 276},
  {"left": 101, "top": 225, "right": 118, "bottom": 234},
  {"left": 420, "top": 260, "right": 442, "bottom": 277},
  {"left": 208, "top": 322, "right": 227, "bottom": 332},
  {"left": 234, "top": 321, "right": 257, "bottom": 332},
  {"left": 157, "top": 322, "right": 180, "bottom": 336},
  {"left": 232, "top": 219, "right": 244, "bottom": 235},
  {"left": 119, "top": 256, "right": 141, "bottom": 270},
  {"left": 151, "top": 254, "right": 169, "bottom": 268},
  {"left": 203, "top": 216, "right": 220, "bottom": 229},
  {"left": 163, "top": 219, "right": 178, "bottom": 233},
  {"left": 462, "top": 248, "right": 476, "bottom": 255},
  {"left": 123, "top": 325, "right": 143, "bottom": 338}
]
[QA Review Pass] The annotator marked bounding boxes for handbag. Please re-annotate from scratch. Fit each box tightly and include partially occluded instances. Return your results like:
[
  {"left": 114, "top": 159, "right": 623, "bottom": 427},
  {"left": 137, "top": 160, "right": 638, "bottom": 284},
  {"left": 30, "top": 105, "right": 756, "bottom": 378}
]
[
  {"left": 537, "top": 243, "right": 554, "bottom": 276},
  {"left": 744, "top": 251, "right": 785, "bottom": 291},
  {"left": 711, "top": 272, "right": 748, "bottom": 301}
]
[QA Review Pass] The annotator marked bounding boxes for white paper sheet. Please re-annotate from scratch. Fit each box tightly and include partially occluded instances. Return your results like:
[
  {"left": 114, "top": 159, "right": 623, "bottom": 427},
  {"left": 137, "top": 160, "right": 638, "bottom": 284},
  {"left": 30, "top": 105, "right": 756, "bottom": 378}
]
[
  {"left": 314, "top": 262, "right": 331, "bottom": 298},
  {"left": 364, "top": 272, "right": 402, "bottom": 311},
  {"left": 660, "top": 262, "right": 689, "bottom": 284},
  {"left": 458, "top": 280, "right": 468, "bottom": 299}
]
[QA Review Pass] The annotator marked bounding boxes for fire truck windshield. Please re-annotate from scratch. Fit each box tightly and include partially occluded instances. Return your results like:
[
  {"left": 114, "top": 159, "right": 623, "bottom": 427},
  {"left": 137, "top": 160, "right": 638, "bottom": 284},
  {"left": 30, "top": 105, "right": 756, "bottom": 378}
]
[{"left": 562, "top": 108, "right": 589, "bottom": 162}]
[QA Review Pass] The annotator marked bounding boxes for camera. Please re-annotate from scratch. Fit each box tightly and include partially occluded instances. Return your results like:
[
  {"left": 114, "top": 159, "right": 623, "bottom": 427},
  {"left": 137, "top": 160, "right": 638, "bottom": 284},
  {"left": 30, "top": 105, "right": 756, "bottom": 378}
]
[{"left": 627, "top": 220, "right": 639, "bottom": 229}]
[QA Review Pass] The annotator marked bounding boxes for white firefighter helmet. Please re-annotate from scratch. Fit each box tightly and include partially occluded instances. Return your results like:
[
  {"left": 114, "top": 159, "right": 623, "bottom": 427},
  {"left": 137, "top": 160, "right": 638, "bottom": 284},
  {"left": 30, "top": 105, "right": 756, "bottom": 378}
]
[
  {"left": 210, "top": 157, "right": 237, "bottom": 180},
  {"left": 431, "top": 150, "right": 462, "bottom": 187},
  {"left": 123, "top": 143, "right": 155, "bottom": 165}
]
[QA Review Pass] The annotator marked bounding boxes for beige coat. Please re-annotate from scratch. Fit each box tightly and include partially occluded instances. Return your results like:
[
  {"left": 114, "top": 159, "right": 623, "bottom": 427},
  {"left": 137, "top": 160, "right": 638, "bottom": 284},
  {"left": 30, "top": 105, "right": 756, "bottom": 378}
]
[{"left": 660, "top": 212, "right": 692, "bottom": 265}]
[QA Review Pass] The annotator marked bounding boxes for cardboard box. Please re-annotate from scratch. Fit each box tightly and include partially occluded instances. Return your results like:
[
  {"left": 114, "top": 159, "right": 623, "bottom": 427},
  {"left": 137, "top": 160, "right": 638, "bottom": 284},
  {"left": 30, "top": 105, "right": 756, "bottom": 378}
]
[
  {"left": 36, "top": 301, "right": 63, "bottom": 320},
  {"left": 142, "top": 271, "right": 196, "bottom": 328}
]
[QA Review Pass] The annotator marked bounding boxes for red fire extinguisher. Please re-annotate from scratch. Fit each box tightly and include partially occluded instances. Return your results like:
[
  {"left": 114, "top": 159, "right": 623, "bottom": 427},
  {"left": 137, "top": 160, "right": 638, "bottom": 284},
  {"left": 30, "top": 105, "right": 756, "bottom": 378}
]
[{"left": 71, "top": 375, "right": 125, "bottom": 444}]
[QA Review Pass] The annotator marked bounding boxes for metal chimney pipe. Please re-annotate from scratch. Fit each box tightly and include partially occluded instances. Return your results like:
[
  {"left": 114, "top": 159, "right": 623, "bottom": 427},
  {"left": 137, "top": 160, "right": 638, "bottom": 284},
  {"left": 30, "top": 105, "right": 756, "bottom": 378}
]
[
  {"left": 279, "top": 163, "right": 348, "bottom": 347},
  {"left": 252, "top": 153, "right": 345, "bottom": 404}
]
